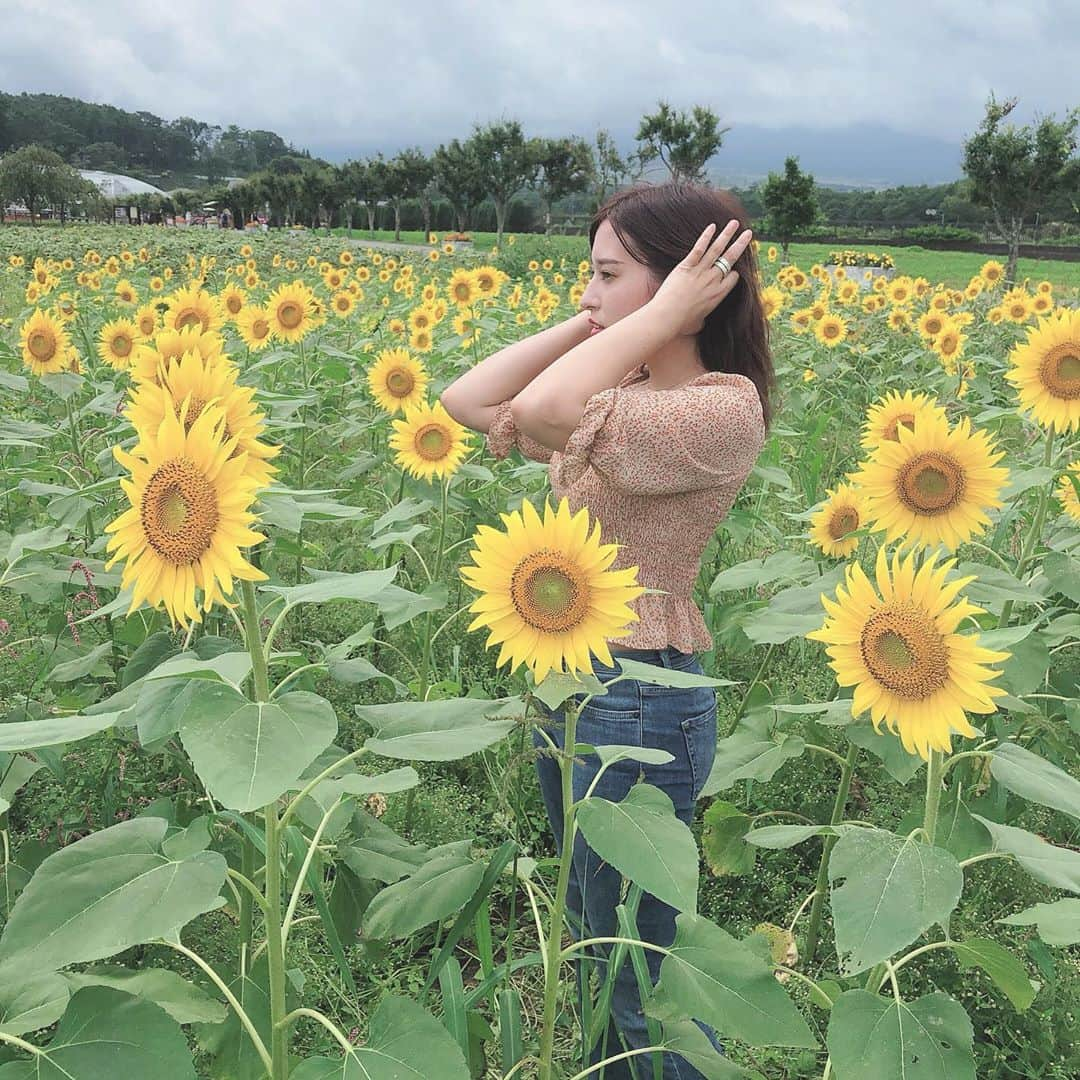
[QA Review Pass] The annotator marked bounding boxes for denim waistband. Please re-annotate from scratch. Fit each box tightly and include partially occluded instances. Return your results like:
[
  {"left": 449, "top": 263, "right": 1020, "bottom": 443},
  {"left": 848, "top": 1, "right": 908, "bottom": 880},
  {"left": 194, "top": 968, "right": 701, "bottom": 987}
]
[{"left": 600, "top": 644, "right": 693, "bottom": 668}]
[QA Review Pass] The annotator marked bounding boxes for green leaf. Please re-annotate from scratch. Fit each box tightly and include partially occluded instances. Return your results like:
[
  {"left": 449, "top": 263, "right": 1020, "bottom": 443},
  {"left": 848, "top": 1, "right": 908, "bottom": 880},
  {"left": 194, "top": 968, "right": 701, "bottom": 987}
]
[
  {"left": 357, "top": 698, "right": 517, "bottom": 761},
  {"left": 180, "top": 690, "right": 337, "bottom": 811},
  {"left": 0, "top": 969, "right": 69, "bottom": 1036},
  {"left": 708, "top": 551, "right": 818, "bottom": 594},
  {"left": 701, "top": 801, "right": 756, "bottom": 877},
  {"left": 0, "top": 711, "right": 122, "bottom": 752},
  {"left": 0, "top": 985, "right": 196, "bottom": 1079},
  {"left": 362, "top": 855, "right": 485, "bottom": 940},
  {"left": 972, "top": 815, "right": 1080, "bottom": 893},
  {"left": 990, "top": 742, "right": 1080, "bottom": 821},
  {"left": 592, "top": 744, "right": 676, "bottom": 766},
  {"left": 262, "top": 566, "right": 398, "bottom": 607},
  {"left": 744, "top": 824, "right": 846, "bottom": 849},
  {"left": 826, "top": 989, "right": 974, "bottom": 1080},
  {"left": 999, "top": 899, "right": 1080, "bottom": 946},
  {"left": 63, "top": 964, "right": 227, "bottom": 1024},
  {"left": 0, "top": 818, "right": 227, "bottom": 974},
  {"left": 700, "top": 722, "right": 806, "bottom": 796},
  {"left": 954, "top": 560, "right": 1049, "bottom": 609},
  {"left": 743, "top": 564, "right": 850, "bottom": 645},
  {"left": 374, "top": 580, "right": 449, "bottom": 630},
  {"left": 829, "top": 828, "right": 963, "bottom": 975},
  {"left": 949, "top": 938, "right": 1035, "bottom": 1011},
  {"left": 844, "top": 723, "right": 924, "bottom": 784},
  {"left": 576, "top": 784, "right": 700, "bottom": 911},
  {"left": 290, "top": 993, "right": 469, "bottom": 1079},
  {"left": 644, "top": 912, "right": 817, "bottom": 1048},
  {"left": 605, "top": 657, "right": 736, "bottom": 689},
  {"left": 1041, "top": 550, "right": 1080, "bottom": 603},
  {"left": 660, "top": 1017, "right": 763, "bottom": 1077},
  {"left": 46, "top": 641, "right": 114, "bottom": 684},
  {"left": 4, "top": 526, "right": 70, "bottom": 567}
]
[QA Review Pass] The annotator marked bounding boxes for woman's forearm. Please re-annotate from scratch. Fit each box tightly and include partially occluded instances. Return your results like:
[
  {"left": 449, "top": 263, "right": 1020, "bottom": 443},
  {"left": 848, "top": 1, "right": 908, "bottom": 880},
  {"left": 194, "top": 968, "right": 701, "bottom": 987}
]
[{"left": 440, "top": 309, "right": 594, "bottom": 424}]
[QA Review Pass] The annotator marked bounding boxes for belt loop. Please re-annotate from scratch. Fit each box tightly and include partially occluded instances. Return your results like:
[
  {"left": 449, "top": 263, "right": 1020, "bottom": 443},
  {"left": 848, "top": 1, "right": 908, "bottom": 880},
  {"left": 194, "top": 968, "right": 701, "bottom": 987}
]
[{"left": 659, "top": 646, "right": 675, "bottom": 668}]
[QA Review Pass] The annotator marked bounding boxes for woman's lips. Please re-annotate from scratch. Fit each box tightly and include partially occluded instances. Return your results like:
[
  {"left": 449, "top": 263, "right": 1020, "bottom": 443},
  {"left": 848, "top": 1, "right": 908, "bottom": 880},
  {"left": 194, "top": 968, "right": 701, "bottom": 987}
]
[{"left": 588, "top": 322, "right": 604, "bottom": 335}]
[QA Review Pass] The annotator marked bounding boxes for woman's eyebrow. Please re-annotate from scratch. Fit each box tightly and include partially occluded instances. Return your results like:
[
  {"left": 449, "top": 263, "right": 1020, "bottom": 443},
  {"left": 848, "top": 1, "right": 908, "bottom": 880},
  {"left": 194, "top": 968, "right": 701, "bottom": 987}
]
[{"left": 593, "top": 258, "right": 622, "bottom": 266}]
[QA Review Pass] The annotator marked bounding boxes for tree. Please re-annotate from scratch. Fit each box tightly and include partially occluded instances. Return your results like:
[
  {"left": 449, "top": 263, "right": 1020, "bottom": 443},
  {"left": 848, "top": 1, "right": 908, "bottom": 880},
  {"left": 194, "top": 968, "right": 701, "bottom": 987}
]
[
  {"left": 354, "top": 155, "right": 392, "bottom": 235},
  {"left": 592, "top": 128, "right": 635, "bottom": 209},
  {"left": 469, "top": 119, "right": 541, "bottom": 246},
  {"left": 760, "top": 156, "right": 819, "bottom": 259},
  {"left": 0, "top": 144, "right": 82, "bottom": 224},
  {"left": 533, "top": 136, "right": 595, "bottom": 232},
  {"left": 962, "top": 93, "right": 1080, "bottom": 282},
  {"left": 387, "top": 147, "right": 435, "bottom": 241},
  {"left": 636, "top": 100, "right": 729, "bottom": 183},
  {"left": 432, "top": 138, "right": 486, "bottom": 233}
]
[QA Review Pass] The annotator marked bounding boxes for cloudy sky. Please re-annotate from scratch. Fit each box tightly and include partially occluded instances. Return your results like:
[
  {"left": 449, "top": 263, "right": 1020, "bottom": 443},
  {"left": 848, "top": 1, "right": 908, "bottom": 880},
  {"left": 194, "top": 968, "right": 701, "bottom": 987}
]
[{"left": 6, "top": 0, "right": 1079, "bottom": 185}]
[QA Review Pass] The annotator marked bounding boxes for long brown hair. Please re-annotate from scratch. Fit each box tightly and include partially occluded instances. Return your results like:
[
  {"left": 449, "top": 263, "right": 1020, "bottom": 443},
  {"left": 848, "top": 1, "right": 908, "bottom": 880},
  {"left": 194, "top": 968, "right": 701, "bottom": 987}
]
[{"left": 589, "top": 180, "right": 776, "bottom": 433}]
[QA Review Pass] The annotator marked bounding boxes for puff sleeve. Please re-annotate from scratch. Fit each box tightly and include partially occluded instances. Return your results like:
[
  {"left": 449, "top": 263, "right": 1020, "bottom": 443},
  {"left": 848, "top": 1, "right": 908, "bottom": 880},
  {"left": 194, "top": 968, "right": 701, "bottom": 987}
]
[
  {"left": 486, "top": 399, "right": 556, "bottom": 464},
  {"left": 551, "top": 376, "right": 766, "bottom": 495}
]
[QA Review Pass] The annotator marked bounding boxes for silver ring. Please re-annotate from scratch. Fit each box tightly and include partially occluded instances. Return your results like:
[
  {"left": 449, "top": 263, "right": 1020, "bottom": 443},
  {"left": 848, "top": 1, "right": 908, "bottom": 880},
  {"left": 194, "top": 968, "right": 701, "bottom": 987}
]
[{"left": 713, "top": 255, "right": 731, "bottom": 274}]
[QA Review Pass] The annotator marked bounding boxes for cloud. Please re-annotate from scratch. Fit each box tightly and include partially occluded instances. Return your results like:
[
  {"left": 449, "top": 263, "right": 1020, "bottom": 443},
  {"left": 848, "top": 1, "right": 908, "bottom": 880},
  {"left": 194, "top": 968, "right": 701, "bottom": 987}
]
[{"left": 2, "top": 0, "right": 1076, "bottom": 170}]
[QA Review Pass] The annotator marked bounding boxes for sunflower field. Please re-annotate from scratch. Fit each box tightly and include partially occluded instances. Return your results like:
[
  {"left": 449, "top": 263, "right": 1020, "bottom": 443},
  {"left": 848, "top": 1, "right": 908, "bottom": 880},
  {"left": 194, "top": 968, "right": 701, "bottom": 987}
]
[{"left": 0, "top": 224, "right": 1078, "bottom": 1080}]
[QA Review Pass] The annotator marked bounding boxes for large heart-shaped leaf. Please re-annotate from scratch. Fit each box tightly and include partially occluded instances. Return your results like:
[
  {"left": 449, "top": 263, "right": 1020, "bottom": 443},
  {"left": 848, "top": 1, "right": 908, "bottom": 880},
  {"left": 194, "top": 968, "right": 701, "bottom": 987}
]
[
  {"left": 999, "top": 899, "right": 1080, "bottom": 947},
  {"left": 0, "top": 817, "right": 226, "bottom": 975},
  {"left": 644, "top": 912, "right": 816, "bottom": 1048},
  {"left": 357, "top": 698, "right": 517, "bottom": 761},
  {"left": 0, "top": 985, "right": 196, "bottom": 1079},
  {"left": 63, "top": 964, "right": 227, "bottom": 1025},
  {"left": 826, "top": 989, "right": 974, "bottom": 1080},
  {"left": 290, "top": 993, "right": 469, "bottom": 1079},
  {"left": 576, "top": 784, "right": 700, "bottom": 911},
  {"left": 990, "top": 742, "right": 1080, "bottom": 821},
  {"left": 829, "top": 828, "right": 963, "bottom": 975},
  {"left": 362, "top": 854, "right": 485, "bottom": 940},
  {"left": 0, "top": 969, "right": 69, "bottom": 1036},
  {"left": 972, "top": 815, "right": 1080, "bottom": 893},
  {"left": 948, "top": 938, "right": 1035, "bottom": 1012},
  {"left": 180, "top": 689, "right": 337, "bottom": 811}
]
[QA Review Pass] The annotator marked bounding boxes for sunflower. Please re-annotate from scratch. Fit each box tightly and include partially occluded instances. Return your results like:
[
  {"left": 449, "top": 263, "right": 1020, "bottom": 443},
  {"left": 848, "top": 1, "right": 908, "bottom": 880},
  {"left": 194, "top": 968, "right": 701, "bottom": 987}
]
[
  {"left": 367, "top": 347, "right": 429, "bottom": 414},
  {"left": 1002, "top": 292, "right": 1031, "bottom": 324},
  {"left": 472, "top": 265, "right": 503, "bottom": 298},
  {"left": 19, "top": 309, "right": 73, "bottom": 377},
  {"left": 97, "top": 318, "right": 143, "bottom": 371},
  {"left": 887, "top": 308, "right": 912, "bottom": 332},
  {"left": 815, "top": 313, "right": 848, "bottom": 348},
  {"left": 1004, "top": 308, "right": 1080, "bottom": 433},
  {"left": 132, "top": 327, "right": 230, "bottom": 385},
  {"left": 852, "top": 410, "right": 1009, "bottom": 552},
  {"left": 886, "top": 278, "right": 913, "bottom": 305},
  {"left": 861, "top": 389, "right": 946, "bottom": 449},
  {"left": 114, "top": 278, "right": 138, "bottom": 305},
  {"left": 932, "top": 320, "right": 967, "bottom": 370},
  {"left": 408, "top": 306, "right": 434, "bottom": 333},
  {"left": 218, "top": 284, "right": 248, "bottom": 320},
  {"left": 459, "top": 495, "right": 647, "bottom": 683},
  {"left": 134, "top": 303, "right": 159, "bottom": 339},
  {"left": 808, "top": 482, "right": 870, "bottom": 559},
  {"left": 162, "top": 283, "right": 220, "bottom": 334},
  {"left": 916, "top": 310, "right": 946, "bottom": 342},
  {"left": 1030, "top": 293, "right": 1054, "bottom": 316},
  {"left": 409, "top": 328, "right": 433, "bottom": 353},
  {"left": 388, "top": 399, "right": 471, "bottom": 482},
  {"left": 806, "top": 545, "right": 1009, "bottom": 760},
  {"left": 447, "top": 268, "right": 478, "bottom": 307},
  {"left": 387, "top": 317, "right": 407, "bottom": 337},
  {"left": 979, "top": 260, "right": 1005, "bottom": 287},
  {"left": 331, "top": 291, "right": 355, "bottom": 318},
  {"left": 1056, "top": 459, "right": 1080, "bottom": 523},
  {"left": 760, "top": 285, "right": 785, "bottom": 321},
  {"left": 266, "top": 280, "right": 316, "bottom": 342},
  {"left": 452, "top": 312, "right": 478, "bottom": 339},
  {"left": 104, "top": 402, "right": 268, "bottom": 629},
  {"left": 126, "top": 355, "right": 281, "bottom": 488},
  {"left": 790, "top": 308, "right": 813, "bottom": 334}
]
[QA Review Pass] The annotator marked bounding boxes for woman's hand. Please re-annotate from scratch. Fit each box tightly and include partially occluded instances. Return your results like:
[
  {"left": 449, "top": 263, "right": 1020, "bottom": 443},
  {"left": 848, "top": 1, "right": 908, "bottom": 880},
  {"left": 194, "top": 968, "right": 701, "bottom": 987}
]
[{"left": 647, "top": 219, "right": 754, "bottom": 337}]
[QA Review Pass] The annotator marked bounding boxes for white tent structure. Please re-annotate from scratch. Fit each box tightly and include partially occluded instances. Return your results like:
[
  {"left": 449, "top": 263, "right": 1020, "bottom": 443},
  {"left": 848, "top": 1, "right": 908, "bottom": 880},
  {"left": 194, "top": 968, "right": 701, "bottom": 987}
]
[{"left": 79, "top": 170, "right": 168, "bottom": 199}]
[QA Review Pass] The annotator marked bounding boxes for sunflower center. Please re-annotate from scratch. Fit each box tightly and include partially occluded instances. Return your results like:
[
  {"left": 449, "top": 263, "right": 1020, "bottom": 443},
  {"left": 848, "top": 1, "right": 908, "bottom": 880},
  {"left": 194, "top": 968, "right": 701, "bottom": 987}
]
[
  {"left": 111, "top": 334, "right": 133, "bottom": 357},
  {"left": 830, "top": 508, "right": 859, "bottom": 538},
  {"left": 252, "top": 318, "right": 270, "bottom": 339},
  {"left": 1043, "top": 345, "right": 1080, "bottom": 400},
  {"left": 27, "top": 329, "right": 56, "bottom": 360},
  {"left": 884, "top": 413, "right": 916, "bottom": 441},
  {"left": 897, "top": 451, "right": 965, "bottom": 515},
  {"left": 387, "top": 369, "right": 414, "bottom": 396},
  {"left": 140, "top": 457, "right": 220, "bottom": 566},
  {"left": 415, "top": 424, "right": 450, "bottom": 460},
  {"left": 860, "top": 603, "right": 950, "bottom": 700},
  {"left": 824, "top": 323, "right": 840, "bottom": 339},
  {"left": 227, "top": 295, "right": 243, "bottom": 314},
  {"left": 175, "top": 309, "right": 202, "bottom": 330},
  {"left": 278, "top": 301, "right": 304, "bottom": 329},
  {"left": 510, "top": 552, "right": 590, "bottom": 632}
]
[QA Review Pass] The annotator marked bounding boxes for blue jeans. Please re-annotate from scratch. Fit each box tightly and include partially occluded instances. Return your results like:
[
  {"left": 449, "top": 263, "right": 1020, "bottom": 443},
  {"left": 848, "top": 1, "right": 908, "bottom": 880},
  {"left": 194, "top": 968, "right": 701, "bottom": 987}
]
[{"left": 532, "top": 644, "right": 725, "bottom": 1079}]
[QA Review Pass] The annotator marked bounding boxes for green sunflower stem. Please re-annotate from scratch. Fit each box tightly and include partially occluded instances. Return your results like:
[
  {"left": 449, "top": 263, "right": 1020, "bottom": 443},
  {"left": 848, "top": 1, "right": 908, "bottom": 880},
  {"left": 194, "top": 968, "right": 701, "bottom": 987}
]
[
  {"left": 997, "top": 423, "right": 1055, "bottom": 631},
  {"left": 538, "top": 698, "right": 580, "bottom": 1080},
  {"left": 64, "top": 393, "right": 82, "bottom": 467},
  {"left": 240, "top": 578, "right": 288, "bottom": 1077},
  {"left": 403, "top": 477, "right": 450, "bottom": 835},
  {"left": 923, "top": 749, "right": 945, "bottom": 847},
  {"left": 803, "top": 740, "right": 860, "bottom": 964}
]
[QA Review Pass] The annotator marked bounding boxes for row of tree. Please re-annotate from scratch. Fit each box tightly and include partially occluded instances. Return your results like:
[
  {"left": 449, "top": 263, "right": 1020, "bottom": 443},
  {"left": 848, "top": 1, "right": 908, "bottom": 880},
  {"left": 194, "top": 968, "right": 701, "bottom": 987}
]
[{"left": 0, "top": 93, "right": 298, "bottom": 183}]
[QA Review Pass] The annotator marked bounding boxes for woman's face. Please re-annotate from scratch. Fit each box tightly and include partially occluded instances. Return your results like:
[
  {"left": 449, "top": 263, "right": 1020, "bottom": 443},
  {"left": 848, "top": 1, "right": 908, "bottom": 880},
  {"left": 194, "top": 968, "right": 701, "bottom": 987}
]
[{"left": 578, "top": 219, "right": 658, "bottom": 331}]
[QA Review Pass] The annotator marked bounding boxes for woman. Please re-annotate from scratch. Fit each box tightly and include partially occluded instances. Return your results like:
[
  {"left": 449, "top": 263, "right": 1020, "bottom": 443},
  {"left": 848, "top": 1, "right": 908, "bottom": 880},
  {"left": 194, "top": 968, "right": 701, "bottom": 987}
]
[{"left": 441, "top": 181, "right": 774, "bottom": 1078}]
